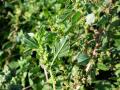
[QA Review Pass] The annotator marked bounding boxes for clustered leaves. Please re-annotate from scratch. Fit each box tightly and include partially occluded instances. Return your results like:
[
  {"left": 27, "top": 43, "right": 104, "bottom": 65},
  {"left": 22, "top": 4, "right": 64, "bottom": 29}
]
[{"left": 0, "top": 0, "right": 120, "bottom": 90}]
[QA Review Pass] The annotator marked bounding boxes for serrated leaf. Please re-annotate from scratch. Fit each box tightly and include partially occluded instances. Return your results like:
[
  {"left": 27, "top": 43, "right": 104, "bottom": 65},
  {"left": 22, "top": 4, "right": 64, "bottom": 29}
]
[
  {"left": 77, "top": 53, "right": 89, "bottom": 65},
  {"left": 55, "top": 37, "right": 69, "bottom": 57},
  {"left": 51, "top": 36, "right": 70, "bottom": 66},
  {"left": 54, "top": 36, "right": 69, "bottom": 57},
  {"left": 23, "top": 34, "right": 39, "bottom": 49}
]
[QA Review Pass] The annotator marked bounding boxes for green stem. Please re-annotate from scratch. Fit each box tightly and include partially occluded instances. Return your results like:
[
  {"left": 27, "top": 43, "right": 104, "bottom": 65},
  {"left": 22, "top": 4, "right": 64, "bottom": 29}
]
[{"left": 49, "top": 69, "right": 56, "bottom": 90}]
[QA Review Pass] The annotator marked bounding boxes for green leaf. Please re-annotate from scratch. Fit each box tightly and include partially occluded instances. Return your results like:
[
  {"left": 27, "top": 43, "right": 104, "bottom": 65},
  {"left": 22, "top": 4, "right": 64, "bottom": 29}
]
[
  {"left": 101, "top": 36, "right": 108, "bottom": 49},
  {"left": 107, "top": 17, "right": 120, "bottom": 30},
  {"left": 110, "top": 20, "right": 120, "bottom": 29},
  {"left": 72, "top": 11, "right": 81, "bottom": 24},
  {"left": 9, "top": 61, "right": 19, "bottom": 69},
  {"left": 98, "top": 15, "right": 109, "bottom": 27},
  {"left": 59, "top": 9, "right": 73, "bottom": 23},
  {"left": 77, "top": 53, "right": 89, "bottom": 65},
  {"left": 115, "top": 64, "right": 120, "bottom": 68},
  {"left": 113, "top": 34, "right": 120, "bottom": 39},
  {"left": 72, "top": 65, "right": 79, "bottom": 76},
  {"left": 54, "top": 36, "right": 70, "bottom": 57},
  {"left": 28, "top": 73, "right": 34, "bottom": 87},
  {"left": 0, "top": 50, "right": 3, "bottom": 56},
  {"left": 42, "top": 84, "right": 52, "bottom": 90},
  {"left": 23, "top": 34, "right": 39, "bottom": 49},
  {"left": 8, "top": 84, "right": 22, "bottom": 90},
  {"left": 97, "top": 63, "right": 109, "bottom": 71},
  {"left": 94, "top": 81, "right": 112, "bottom": 90},
  {"left": 45, "top": 32, "right": 57, "bottom": 44},
  {"left": 2, "top": 42, "right": 13, "bottom": 50},
  {"left": 114, "top": 39, "right": 120, "bottom": 50},
  {"left": 51, "top": 36, "right": 70, "bottom": 66}
]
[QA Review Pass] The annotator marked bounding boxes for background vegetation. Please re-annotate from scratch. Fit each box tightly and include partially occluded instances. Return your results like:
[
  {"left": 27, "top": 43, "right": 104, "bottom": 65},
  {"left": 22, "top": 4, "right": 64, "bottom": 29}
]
[{"left": 0, "top": 0, "right": 120, "bottom": 90}]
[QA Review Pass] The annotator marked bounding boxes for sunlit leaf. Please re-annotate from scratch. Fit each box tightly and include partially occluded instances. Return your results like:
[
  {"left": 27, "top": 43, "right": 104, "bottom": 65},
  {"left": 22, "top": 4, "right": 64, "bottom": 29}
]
[
  {"left": 72, "top": 11, "right": 81, "bottom": 24},
  {"left": 97, "top": 63, "right": 109, "bottom": 71}
]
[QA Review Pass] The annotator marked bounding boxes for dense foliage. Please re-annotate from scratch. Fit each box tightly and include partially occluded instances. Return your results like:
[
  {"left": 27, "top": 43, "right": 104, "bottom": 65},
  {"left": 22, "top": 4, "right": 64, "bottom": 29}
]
[{"left": 0, "top": 0, "right": 120, "bottom": 90}]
